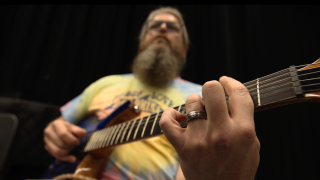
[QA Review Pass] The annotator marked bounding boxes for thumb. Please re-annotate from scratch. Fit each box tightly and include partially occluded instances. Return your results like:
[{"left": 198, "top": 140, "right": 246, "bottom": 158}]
[
  {"left": 160, "top": 108, "right": 187, "bottom": 152},
  {"left": 69, "top": 124, "right": 87, "bottom": 138}
]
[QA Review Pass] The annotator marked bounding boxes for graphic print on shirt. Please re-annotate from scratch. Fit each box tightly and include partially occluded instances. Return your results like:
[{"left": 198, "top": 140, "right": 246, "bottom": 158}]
[{"left": 101, "top": 90, "right": 174, "bottom": 120}]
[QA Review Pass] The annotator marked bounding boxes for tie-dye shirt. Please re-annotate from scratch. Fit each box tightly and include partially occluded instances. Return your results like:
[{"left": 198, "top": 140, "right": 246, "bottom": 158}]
[{"left": 61, "top": 74, "right": 202, "bottom": 180}]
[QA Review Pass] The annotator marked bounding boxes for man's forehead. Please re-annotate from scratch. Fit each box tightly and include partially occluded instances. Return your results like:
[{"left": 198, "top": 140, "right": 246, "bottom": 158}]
[{"left": 152, "top": 13, "right": 179, "bottom": 22}]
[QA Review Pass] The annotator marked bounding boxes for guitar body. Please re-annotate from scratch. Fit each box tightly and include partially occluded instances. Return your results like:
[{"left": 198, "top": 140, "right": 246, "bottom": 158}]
[{"left": 43, "top": 100, "right": 141, "bottom": 179}]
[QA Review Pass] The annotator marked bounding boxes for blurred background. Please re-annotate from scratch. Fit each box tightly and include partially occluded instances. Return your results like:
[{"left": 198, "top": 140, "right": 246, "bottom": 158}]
[{"left": 0, "top": 4, "right": 319, "bottom": 179}]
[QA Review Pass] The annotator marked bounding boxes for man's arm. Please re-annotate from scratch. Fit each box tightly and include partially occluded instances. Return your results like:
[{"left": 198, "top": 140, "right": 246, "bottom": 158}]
[
  {"left": 175, "top": 165, "right": 185, "bottom": 180},
  {"left": 160, "top": 76, "right": 260, "bottom": 180},
  {"left": 43, "top": 116, "right": 86, "bottom": 163}
]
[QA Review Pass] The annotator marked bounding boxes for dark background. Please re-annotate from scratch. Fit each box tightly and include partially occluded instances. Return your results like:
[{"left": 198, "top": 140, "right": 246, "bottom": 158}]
[{"left": 0, "top": 4, "right": 320, "bottom": 180}]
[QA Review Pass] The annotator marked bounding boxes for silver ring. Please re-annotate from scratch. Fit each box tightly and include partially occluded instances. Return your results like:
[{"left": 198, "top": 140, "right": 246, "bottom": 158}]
[{"left": 186, "top": 110, "right": 207, "bottom": 123}]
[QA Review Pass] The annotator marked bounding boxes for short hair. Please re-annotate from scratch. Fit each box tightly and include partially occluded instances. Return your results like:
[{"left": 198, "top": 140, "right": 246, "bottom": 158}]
[{"left": 138, "top": 7, "right": 190, "bottom": 46}]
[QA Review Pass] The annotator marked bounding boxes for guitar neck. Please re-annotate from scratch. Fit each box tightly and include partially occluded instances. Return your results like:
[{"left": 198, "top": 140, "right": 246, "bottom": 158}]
[
  {"left": 84, "top": 104, "right": 186, "bottom": 152},
  {"left": 84, "top": 65, "right": 318, "bottom": 152}
]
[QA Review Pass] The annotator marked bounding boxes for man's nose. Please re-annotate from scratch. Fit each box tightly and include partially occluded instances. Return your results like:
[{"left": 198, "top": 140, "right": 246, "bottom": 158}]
[{"left": 159, "top": 22, "right": 168, "bottom": 32}]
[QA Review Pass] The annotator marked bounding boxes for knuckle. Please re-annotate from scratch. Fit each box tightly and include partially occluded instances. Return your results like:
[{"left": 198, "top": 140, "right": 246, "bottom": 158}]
[
  {"left": 240, "top": 122, "right": 256, "bottom": 138},
  {"left": 193, "top": 141, "right": 207, "bottom": 152},
  {"left": 43, "top": 127, "right": 50, "bottom": 135},
  {"left": 159, "top": 116, "right": 167, "bottom": 129},
  {"left": 185, "top": 94, "right": 202, "bottom": 109},
  {"left": 203, "top": 81, "right": 221, "bottom": 94},
  {"left": 57, "top": 141, "right": 69, "bottom": 148},
  {"left": 55, "top": 149, "right": 67, "bottom": 157},
  {"left": 212, "top": 132, "right": 231, "bottom": 149},
  {"left": 234, "top": 85, "right": 249, "bottom": 96},
  {"left": 59, "top": 131, "right": 69, "bottom": 140}
]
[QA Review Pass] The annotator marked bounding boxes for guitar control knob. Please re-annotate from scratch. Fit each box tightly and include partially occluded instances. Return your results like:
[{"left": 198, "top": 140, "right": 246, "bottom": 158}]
[{"left": 134, "top": 105, "right": 140, "bottom": 113}]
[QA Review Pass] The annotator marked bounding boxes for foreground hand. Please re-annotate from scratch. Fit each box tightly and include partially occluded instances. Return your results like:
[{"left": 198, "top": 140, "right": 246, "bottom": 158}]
[
  {"left": 44, "top": 116, "right": 86, "bottom": 163},
  {"left": 160, "top": 76, "right": 260, "bottom": 180}
]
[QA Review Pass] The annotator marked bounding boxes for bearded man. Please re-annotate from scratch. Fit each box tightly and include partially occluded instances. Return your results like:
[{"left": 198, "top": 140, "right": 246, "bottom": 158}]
[{"left": 43, "top": 7, "right": 201, "bottom": 180}]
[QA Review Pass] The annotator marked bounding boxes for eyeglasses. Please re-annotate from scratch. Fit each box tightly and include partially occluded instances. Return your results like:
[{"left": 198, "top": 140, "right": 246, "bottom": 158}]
[{"left": 147, "top": 20, "right": 183, "bottom": 33}]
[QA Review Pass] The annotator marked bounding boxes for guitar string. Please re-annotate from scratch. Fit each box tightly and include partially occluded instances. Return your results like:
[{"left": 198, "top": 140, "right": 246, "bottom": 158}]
[
  {"left": 86, "top": 105, "right": 186, "bottom": 149},
  {"left": 85, "top": 111, "right": 167, "bottom": 150},
  {"left": 294, "top": 62, "right": 320, "bottom": 68},
  {"left": 247, "top": 72, "right": 320, "bottom": 96},
  {"left": 87, "top": 63, "right": 320, "bottom": 149},
  {"left": 244, "top": 66, "right": 320, "bottom": 96},
  {"left": 248, "top": 77, "right": 320, "bottom": 95},
  {"left": 89, "top": 71, "right": 298, "bottom": 147},
  {"left": 244, "top": 64, "right": 320, "bottom": 89},
  {"left": 244, "top": 72, "right": 291, "bottom": 89},
  {"left": 87, "top": 72, "right": 295, "bottom": 149},
  {"left": 243, "top": 68, "right": 291, "bottom": 88},
  {"left": 246, "top": 76, "right": 292, "bottom": 92},
  {"left": 93, "top": 64, "right": 319, "bottom": 136}
]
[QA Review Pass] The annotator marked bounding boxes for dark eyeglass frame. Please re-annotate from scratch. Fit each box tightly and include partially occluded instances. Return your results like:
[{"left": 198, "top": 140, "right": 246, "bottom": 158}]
[{"left": 146, "top": 20, "right": 183, "bottom": 33}]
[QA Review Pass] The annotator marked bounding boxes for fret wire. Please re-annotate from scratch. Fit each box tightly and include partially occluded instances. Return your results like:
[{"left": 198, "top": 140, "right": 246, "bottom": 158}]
[
  {"left": 85, "top": 131, "right": 98, "bottom": 151},
  {"left": 101, "top": 128, "right": 112, "bottom": 148},
  {"left": 245, "top": 71, "right": 291, "bottom": 89},
  {"left": 257, "top": 78, "right": 261, "bottom": 106},
  {"left": 101, "top": 127, "right": 112, "bottom": 149},
  {"left": 248, "top": 82, "right": 293, "bottom": 96},
  {"left": 121, "top": 121, "right": 131, "bottom": 143},
  {"left": 88, "top": 63, "right": 320, "bottom": 150},
  {"left": 177, "top": 104, "right": 181, "bottom": 113},
  {"left": 89, "top": 130, "right": 104, "bottom": 151},
  {"left": 134, "top": 115, "right": 164, "bottom": 133},
  {"left": 133, "top": 115, "right": 151, "bottom": 131},
  {"left": 132, "top": 112, "right": 165, "bottom": 133},
  {"left": 84, "top": 132, "right": 94, "bottom": 151},
  {"left": 80, "top": 132, "right": 92, "bottom": 150},
  {"left": 141, "top": 115, "right": 151, "bottom": 138},
  {"left": 129, "top": 113, "right": 160, "bottom": 130},
  {"left": 86, "top": 62, "right": 320, "bottom": 151},
  {"left": 109, "top": 124, "right": 120, "bottom": 146},
  {"left": 150, "top": 112, "right": 160, "bottom": 135},
  {"left": 133, "top": 118, "right": 143, "bottom": 140},
  {"left": 89, "top": 131, "right": 100, "bottom": 150},
  {"left": 106, "top": 126, "right": 116, "bottom": 147},
  {"left": 125, "top": 81, "right": 296, "bottom": 135},
  {"left": 127, "top": 119, "right": 137, "bottom": 141},
  {"left": 91, "top": 130, "right": 104, "bottom": 151},
  {"left": 244, "top": 63, "right": 320, "bottom": 90},
  {"left": 225, "top": 81, "right": 295, "bottom": 108},
  {"left": 244, "top": 68, "right": 290, "bottom": 87},
  {"left": 181, "top": 104, "right": 186, "bottom": 114},
  {"left": 115, "top": 123, "right": 126, "bottom": 145}
]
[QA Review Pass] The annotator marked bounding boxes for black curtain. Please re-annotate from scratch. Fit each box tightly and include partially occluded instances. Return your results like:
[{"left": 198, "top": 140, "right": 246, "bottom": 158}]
[{"left": 1, "top": 5, "right": 320, "bottom": 179}]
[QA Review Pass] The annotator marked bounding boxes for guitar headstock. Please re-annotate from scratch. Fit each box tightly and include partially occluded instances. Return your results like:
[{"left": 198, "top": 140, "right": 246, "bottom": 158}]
[{"left": 298, "top": 58, "right": 320, "bottom": 101}]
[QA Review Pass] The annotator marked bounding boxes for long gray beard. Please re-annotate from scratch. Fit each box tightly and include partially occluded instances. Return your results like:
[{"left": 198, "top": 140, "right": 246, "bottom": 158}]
[{"left": 132, "top": 45, "right": 181, "bottom": 87}]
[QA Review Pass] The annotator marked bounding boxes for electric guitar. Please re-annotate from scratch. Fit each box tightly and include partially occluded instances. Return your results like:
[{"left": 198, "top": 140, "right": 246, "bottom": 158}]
[{"left": 44, "top": 59, "right": 320, "bottom": 180}]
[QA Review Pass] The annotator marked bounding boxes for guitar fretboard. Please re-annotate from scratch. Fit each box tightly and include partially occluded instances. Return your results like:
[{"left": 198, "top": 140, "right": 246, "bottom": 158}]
[
  {"left": 84, "top": 104, "right": 186, "bottom": 152},
  {"left": 84, "top": 65, "right": 313, "bottom": 152}
]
